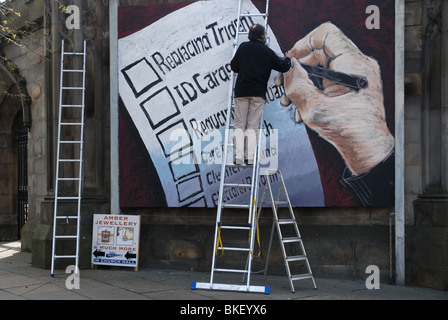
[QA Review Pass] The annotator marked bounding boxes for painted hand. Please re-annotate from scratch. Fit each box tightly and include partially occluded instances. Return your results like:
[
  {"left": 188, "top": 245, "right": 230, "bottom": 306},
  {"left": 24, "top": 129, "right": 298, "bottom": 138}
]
[{"left": 278, "top": 22, "right": 394, "bottom": 176}]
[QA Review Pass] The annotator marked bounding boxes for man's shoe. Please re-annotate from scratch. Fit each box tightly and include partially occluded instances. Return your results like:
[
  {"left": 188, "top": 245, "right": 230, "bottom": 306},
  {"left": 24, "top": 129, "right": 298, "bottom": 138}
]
[{"left": 247, "top": 158, "right": 254, "bottom": 165}]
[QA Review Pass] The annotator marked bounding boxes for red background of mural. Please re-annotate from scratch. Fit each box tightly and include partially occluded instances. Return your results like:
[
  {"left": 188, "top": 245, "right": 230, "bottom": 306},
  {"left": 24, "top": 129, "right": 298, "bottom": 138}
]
[{"left": 118, "top": 0, "right": 395, "bottom": 207}]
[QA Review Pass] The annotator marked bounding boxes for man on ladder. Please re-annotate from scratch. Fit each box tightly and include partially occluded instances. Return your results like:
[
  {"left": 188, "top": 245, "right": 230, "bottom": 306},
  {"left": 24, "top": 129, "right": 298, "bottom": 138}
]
[
  {"left": 192, "top": 15, "right": 296, "bottom": 294},
  {"left": 230, "top": 23, "right": 291, "bottom": 165}
]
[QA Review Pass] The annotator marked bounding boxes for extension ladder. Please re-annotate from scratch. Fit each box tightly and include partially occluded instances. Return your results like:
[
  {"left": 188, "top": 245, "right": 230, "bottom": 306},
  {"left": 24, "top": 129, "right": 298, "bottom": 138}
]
[
  {"left": 260, "top": 169, "right": 316, "bottom": 292},
  {"left": 191, "top": 0, "right": 271, "bottom": 294},
  {"left": 51, "top": 39, "right": 87, "bottom": 277}
]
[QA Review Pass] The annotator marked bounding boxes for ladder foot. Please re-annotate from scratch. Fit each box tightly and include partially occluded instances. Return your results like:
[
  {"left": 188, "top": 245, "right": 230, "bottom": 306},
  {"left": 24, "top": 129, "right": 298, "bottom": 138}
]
[{"left": 193, "top": 282, "right": 269, "bottom": 294}]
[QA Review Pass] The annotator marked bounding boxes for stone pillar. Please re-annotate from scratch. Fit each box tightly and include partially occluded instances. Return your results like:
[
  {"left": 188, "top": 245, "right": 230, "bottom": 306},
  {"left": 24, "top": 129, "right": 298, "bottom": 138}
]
[
  {"left": 412, "top": 0, "right": 448, "bottom": 290},
  {"left": 22, "top": 0, "right": 110, "bottom": 270}
]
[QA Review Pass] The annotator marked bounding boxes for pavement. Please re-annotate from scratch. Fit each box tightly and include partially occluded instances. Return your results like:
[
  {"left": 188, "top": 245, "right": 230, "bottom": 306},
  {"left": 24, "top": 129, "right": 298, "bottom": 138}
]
[{"left": 1, "top": 240, "right": 448, "bottom": 304}]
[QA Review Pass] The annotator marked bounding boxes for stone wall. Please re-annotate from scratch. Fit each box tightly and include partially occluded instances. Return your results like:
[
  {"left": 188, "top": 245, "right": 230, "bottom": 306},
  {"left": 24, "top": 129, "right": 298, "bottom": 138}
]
[
  {"left": 0, "top": 0, "right": 45, "bottom": 240},
  {"left": 408, "top": 0, "right": 448, "bottom": 291}
]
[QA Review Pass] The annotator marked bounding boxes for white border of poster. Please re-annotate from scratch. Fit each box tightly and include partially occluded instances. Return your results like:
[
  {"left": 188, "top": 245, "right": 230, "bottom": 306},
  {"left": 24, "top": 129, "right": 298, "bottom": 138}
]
[{"left": 109, "top": 0, "right": 405, "bottom": 283}]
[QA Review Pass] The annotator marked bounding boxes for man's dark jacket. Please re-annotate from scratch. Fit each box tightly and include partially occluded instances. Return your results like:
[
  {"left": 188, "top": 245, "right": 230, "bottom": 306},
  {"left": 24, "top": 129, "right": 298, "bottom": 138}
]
[{"left": 230, "top": 39, "right": 291, "bottom": 99}]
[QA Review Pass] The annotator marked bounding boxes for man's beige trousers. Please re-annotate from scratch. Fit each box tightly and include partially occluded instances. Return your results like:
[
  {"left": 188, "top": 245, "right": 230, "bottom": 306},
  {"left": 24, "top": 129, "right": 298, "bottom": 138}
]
[{"left": 233, "top": 97, "right": 265, "bottom": 163}]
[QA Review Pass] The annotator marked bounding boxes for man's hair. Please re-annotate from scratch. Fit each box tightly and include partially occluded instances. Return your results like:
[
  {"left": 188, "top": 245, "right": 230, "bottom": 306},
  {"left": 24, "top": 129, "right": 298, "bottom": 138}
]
[{"left": 248, "top": 24, "right": 265, "bottom": 41}]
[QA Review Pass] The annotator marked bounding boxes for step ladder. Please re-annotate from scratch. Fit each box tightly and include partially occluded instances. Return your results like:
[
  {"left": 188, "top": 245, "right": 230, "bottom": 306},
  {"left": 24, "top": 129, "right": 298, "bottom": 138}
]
[
  {"left": 260, "top": 169, "right": 317, "bottom": 292},
  {"left": 51, "top": 39, "right": 87, "bottom": 277},
  {"left": 191, "top": 0, "right": 271, "bottom": 294}
]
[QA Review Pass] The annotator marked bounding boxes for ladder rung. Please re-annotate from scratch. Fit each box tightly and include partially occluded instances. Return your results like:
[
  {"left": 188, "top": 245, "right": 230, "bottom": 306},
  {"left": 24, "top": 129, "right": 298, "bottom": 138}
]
[
  {"left": 226, "top": 163, "right": 253, "bottom": 168},
  {"left": 58, "top": 159, "right": 82, "bottom": 162},
  {"left": 286, "top": 255, "right": 307, "bottom": 262},
  {"left": 291, "top": 274, "right": 314, "bottom": 281},
  {"left": 61, "top": 122, "right": 83, "bottom": 126},
  {"left": 63, "top": 52, "right": 85, "bottom": 56},
  {"left": 218, "top": 246, "right": 250, "bottom": 252},
  {"left": 58, "top": 177, "right": 81, "bottom": 181},
  {"left": 60, "top": 141, "right": 82, "bottom": 144},
  {"left": 224, "top": 183, "right": 251, "bottom": 189},
  {"left": 278, "top": 219, "right": 296, "bottom": 225},
  {"left": 62, "top": 69, "right": 84, "bottom": 72},
  {"left": 220, "top": 225, "right": 251, "bottom": 231},
  {"left": 56, "top": 197, "right": 80, "bottom": 200},
  {"left": 222, "top": 203, "right": 250, "bottom": 209},
  {"left": 214, "top": 268, "right": 248, "bottom": 274},
  {"left": 62, "top": 87, "right": 84, "bottom": 90},
  {"left": 274, "top": 201, "right": 289, "bottom": 205},
  {"left": 240, "top": 13, "right": 268, "bottom": 17},
  {"left": 56, "top": 216, "right": 79, "bottom": 219},
  {"left": 282, "top": 237, "right": 302, "bottom": 243},
  {"left": 54, "top": 255, "right": 77, "bottom": 259},
  {"left": 54, "top": 235, "right": 77, "bottom": 239},
  {"left": 61, "top": 104, "right": 84, "bottom": 108}
]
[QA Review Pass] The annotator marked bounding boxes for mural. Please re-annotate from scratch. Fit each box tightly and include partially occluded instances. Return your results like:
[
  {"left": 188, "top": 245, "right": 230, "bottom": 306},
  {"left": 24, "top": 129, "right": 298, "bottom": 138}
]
[{"left": 118, "top": 0, "right": 395, "bottom": 208}]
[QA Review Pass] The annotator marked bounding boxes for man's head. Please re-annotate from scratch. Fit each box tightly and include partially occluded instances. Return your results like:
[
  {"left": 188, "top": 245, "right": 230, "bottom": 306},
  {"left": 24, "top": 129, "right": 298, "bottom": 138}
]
[{"left": 248, "top": 24, "right": 266, "bottom": 43}]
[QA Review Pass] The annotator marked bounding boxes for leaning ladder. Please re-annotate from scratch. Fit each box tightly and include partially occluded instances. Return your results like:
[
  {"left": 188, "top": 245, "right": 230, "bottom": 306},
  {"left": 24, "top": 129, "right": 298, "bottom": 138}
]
[
  {"left": 191, "top": 0, "right": 271, "bottom": 294},
  {"left": 260, "top": 169, "right": 317, "bottom": 292},
  {"left": 51, "top": 39, "right": 87, "bottom": 277}
]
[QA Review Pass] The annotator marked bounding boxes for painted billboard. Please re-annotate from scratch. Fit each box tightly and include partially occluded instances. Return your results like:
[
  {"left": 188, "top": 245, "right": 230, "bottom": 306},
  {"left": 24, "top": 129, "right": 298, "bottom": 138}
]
[{"left": 118, "top": 0, "right": 395, "bottom": 208}]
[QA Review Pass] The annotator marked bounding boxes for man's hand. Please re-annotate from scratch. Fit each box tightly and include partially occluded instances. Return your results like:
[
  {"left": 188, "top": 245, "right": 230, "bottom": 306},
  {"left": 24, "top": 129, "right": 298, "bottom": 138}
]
[{"left": 278, "top": 22, "right": 394, "bottom": 176}]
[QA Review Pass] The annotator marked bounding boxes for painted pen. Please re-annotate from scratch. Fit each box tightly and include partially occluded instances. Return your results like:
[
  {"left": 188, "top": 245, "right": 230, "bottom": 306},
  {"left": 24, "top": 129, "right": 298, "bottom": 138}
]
[{"left": 300, "top": 63, "right": 369, "bottom": 91}]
